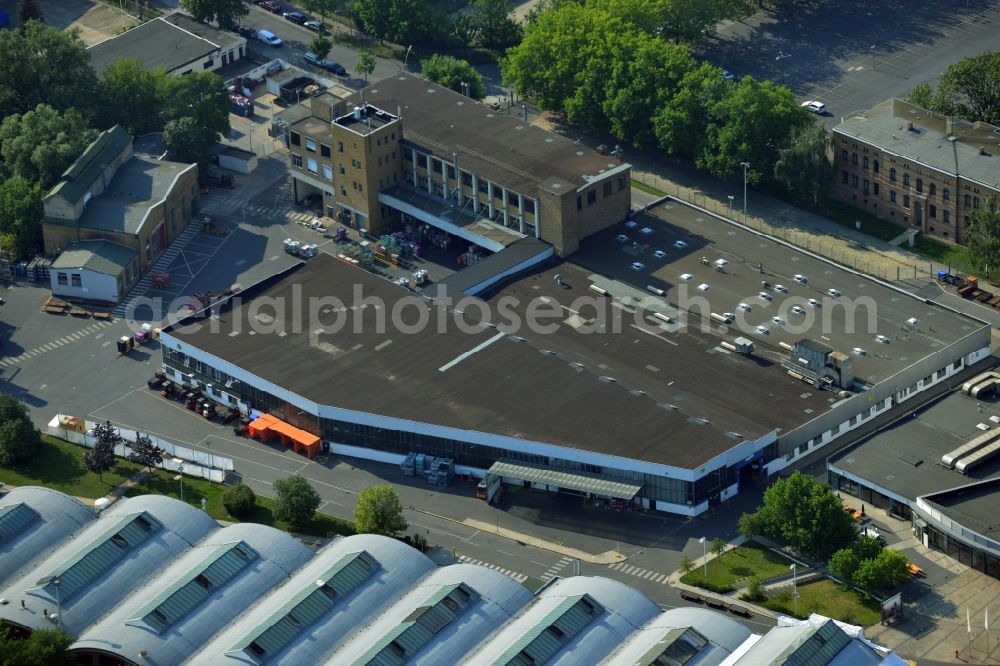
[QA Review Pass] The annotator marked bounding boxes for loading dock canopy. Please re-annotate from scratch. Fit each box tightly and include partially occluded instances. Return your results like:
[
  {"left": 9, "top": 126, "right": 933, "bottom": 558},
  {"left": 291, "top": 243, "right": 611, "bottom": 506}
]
[{"left": 487, "top": 460, "right": 641, "bottom": 500}]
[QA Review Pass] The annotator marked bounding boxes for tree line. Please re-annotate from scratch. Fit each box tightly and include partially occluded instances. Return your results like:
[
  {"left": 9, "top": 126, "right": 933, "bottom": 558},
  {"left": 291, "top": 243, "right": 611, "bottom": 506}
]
[{"left": 0, "top": 21, "right": 230, "bottom": 259}]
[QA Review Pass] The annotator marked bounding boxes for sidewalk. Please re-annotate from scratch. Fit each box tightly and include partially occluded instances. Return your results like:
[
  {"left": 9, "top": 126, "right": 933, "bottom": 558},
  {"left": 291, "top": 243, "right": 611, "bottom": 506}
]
[{"left": 527, "top": 112, "right": 996, "bottom": 293}]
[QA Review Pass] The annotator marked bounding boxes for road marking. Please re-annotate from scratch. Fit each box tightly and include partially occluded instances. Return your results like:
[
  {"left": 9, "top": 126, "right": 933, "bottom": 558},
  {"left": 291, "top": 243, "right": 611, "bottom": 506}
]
[
  {"left": 456, "top": 555, "right": 528, "bottom": 583},
  {"left": 438, "top": 332, "right": 505, "bottom": 372},
  {"left": 630, "top": 323, "right": 679, "bottom": 346},
  {"left": 497, "top": 550, "right": 516, "bottom": 557}
]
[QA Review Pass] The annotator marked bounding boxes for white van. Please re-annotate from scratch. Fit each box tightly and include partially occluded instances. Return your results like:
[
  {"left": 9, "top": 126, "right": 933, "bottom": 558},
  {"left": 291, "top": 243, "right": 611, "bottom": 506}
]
[{"left": 257, "top": 30, "right": 283, "bottom": 47}]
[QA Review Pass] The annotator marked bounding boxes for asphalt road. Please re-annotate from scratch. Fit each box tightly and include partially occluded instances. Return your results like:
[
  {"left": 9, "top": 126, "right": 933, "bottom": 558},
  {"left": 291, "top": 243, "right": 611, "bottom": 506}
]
[
  {"left": 241, "top": 6, "right": 401, "bottom": 86},
  {"left": 696, "top": 0, "right": 1000, "bottom": 125}
]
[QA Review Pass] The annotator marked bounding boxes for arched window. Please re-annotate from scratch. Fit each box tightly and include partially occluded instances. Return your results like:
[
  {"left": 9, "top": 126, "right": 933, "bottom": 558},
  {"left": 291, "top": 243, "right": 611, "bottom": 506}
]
[
  {"left": 903, "top": 173, "right": 910, "bottom": 187},
  {"left": 873, "top": 160, "right": 880, "bottom": 174},
  {"left": 890, "top": 168, "right": 897, "bottom": 182},
  {"left": 930, "top": 183, "right": 936, "bottom": 196},
  {"left": 916, "top": 178, "right": 923, "bottom": 193}
]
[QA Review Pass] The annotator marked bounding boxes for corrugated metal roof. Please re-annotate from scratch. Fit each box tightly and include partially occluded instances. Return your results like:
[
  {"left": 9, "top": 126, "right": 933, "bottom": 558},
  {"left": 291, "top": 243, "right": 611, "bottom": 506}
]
[
  {"left": 230, "top": 550, "right": 379, "bottom": 660},
  {"left": 493, "top": 594, "right": 603, "bottom": 666},
  {"left": 129, "top": 541, "right": 258, "bottom": 634},
  {"left": 38, "top": 511, "right": 159, "bottom": 601},
  {"left": 0, "top": 503, "right": 40, "bottom": 543},
  {"left": 488, "top": 461, "right": 642, "bottom": 500},
  {"left": 633, "top": 626, "right": 709, "bottom": 666},
  {"left": 352, "top": 582, "right": 479, "bottom": 666}
]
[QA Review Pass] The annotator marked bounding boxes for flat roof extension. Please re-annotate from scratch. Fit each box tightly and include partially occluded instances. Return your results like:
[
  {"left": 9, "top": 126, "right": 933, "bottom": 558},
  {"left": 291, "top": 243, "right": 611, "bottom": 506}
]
[{"left": 923, "top": 478, "right": 1000, "bottom": 542}]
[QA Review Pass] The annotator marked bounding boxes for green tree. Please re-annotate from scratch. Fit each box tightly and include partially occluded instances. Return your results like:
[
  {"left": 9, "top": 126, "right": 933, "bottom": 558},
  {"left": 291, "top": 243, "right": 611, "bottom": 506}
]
[
  {"left": 678, "top": 553, "right": 694, "bottom": 575},
  {"left": 0, "top": 626, "right": 73, "bottom": 666},
  {"left": 905, "top": 82, "right": 958, "bottom": 117},
  {"left": 601, "top": 35, "right": 693, "bottom": 147},
  {"left": 354, "top": 484, "right": 408, "bottom": 536},
  {"left": 659, "top": 0, "right": 750, "bottom": 43},
  {"left": 98, "top": 59, "right": 168, "bottom": 135},
  {"left": 965, "top": 198, "right": 1000, "bottom": 274},
  {"left": 754, "top": 471, "right": 857, "bottom": 559},
  {"left": 0, "top": 176, "right": 44, "bottom": 259},
  {"left": 222, "top": 483, "right": 256, "bottom": 518},
  {"left": 0, "top": 394, "right": 40, "bottom": 467},
  {"left": 470, "top": 0, "right": 521, "bottom": 50},
  {"left": 710, "top": 536, "right": 727, "bottom": 557},
  {"left": 874, "top": 548, "right": 910, "bottom": 588},
  {"left": 19, "top": 0, "right": 44, "bottom": 25},
  {"left": 827, "top": 547, "right": 860, "bottom": 585},
  {"left": 309, "top": 35, "right": 334, "bottom": 60},
  {"left": 421, "top": 54, "right": 486, "bottom": 100},
  {"left": 84, "top": 421, "right": 119, "bottom": 482},
  {"left": 696, "top": 77, "right": 812, "bottom": 183},
  {"left": 179, "top": 0, "right": 250, "bottom": 27},
  {"left": 163, "top": 71, "right": 230, "bottom": 138},
  {"left": 274, "top": 475, "right": 321, "bottom": 529},
  {"left": 0, "top": 22, "right": 98, "bottom": 119},
  {"left": 163, "top": 117, "right": 218, "bottom": 165},
  {"left": 301, "top": 0, "right": 338, "bottom": 24},
  {"left": 351, "top": 0, "right": 431, "bottom": 44},
  {"left": 773, "top": 124, "right": 834, "bottom": 206},
  {"left": 356, "top": 50, "right": 376, "bottom": 84},
  {"left": 351, "top": 0, "right": 392, "bottom": 43},
  {"left": 852, "top": 534, "right": 883, "bottom": 563},
  {"left": 0, "top": 104, "right": 98, "bottom": 189},
  {"left": 653, "top": 62, "right": 729, "bottom": 158},
  {"left": 126, "top": 433, "right": 163, "bottom": 476},
  {"left": 937, "top": 51, "right": 1000, "bottom": 125},
  {"left": 852, "top": 557, "right": 883, "bottom": 593},
  {"left": 737, "top": 512, "right": 761, "bottom": 540},
  {"left": 452, "top": 14, "right": 479, "bottom": 57},
  {"left": 741, "top": 575, "right": 764, "bottom": 601}
]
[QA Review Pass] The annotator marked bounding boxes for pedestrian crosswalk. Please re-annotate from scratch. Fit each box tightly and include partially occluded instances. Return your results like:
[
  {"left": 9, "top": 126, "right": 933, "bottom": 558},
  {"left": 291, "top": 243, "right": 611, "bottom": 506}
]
[
  {"left": 607, "top": 561, "right": 669, "bottom": 584},
  {"left": 112, "top": 219, "right": 203, "bottom": 317},
  {"left": 457, "top": 555, "right": 528, "bottom": 583},
  {"left": 0, "top": 321, "right": 113, "bottom": 368},
  {"left": 200, "top": 196, "right": 316, "bottom": 225},
  {"left": 543, "top": 556, "right": 573, "bottom": 581}
]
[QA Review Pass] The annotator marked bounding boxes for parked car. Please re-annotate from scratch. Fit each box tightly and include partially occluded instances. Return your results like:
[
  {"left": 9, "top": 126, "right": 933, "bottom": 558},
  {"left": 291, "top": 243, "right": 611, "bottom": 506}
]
[
  {"left": 722, "top": 70, "right": 735, "bottom": 80},
  {"left": 258, "top": 0, "right": 282, "bottom": 12},
  {"left": 283, "top": 10, "right": 307, "bottom": 24},
  {"left": 257, "top": 29, "right": 283, "bottom": 47},
  {"left": 304, "top": 52, "right": 346, "bottom": 76},
  {"left": 238, "top": 26, "right": 257, "bottom": 39},
  {"left": 304, "top": 20, "right": 329, "bottom": 34},
  {"left": 801, "top": 100, "right": 826, "bottom": 114}
]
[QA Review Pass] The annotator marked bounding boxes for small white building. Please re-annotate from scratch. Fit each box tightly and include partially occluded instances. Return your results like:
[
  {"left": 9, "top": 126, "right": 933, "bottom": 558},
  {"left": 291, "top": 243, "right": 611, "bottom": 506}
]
[
  {"left": 218, "top": 147, "right": 258, "bottom": 175},
  {"left": 50, "top": 239, "right": 139, "bottom": 303}
]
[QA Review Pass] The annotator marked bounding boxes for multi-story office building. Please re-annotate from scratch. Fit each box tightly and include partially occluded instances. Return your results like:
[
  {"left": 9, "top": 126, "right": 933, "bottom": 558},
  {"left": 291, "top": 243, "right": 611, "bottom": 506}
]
[
  {"left": 287, "top": 75, "right": 632, "bottom": 256},
  {"left": 833, "top": 98, "right": 1000, "bottom": 244}
]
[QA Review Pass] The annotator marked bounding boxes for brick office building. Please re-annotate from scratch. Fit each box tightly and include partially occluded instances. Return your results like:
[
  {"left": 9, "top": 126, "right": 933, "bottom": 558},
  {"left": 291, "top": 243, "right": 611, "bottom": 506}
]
[
  {"left": 286, "top": 75, "right": 632, "bottom": 256},
  {"left": 832, "top": 98, "right": 1000, "bottom": 245}
]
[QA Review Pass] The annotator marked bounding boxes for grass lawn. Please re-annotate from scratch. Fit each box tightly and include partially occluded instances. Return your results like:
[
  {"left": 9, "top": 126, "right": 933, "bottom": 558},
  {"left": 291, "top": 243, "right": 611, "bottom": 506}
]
[
  {"left": 632, "top": 179, "right": 666, "bottom": 197},
  {"left": 911, "top": 234, "right": 976, "bottom": 274},
  {"left": 125, "top": 474, "right": 355, "bottom": 539},
  {"left": 680, "top": 541, "right": 794, "bottom": 592},
  {"left": 0, "top": 435, "right": 143, "bottom": 499},
  {"left": 814, "top": 198, "right": 905, "bottom": 243},
  {"left": 762, "top": 578, "right": 882, "bottom": 626}
]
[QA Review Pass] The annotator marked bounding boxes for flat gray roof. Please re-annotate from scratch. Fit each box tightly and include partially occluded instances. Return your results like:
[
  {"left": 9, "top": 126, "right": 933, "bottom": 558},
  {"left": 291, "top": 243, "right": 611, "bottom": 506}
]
[
  {"left": 52, "top": 240, "right": 137, "bottom": 276},
  {"left": 828, "top": 389, "right": 1000, "bottom": 500},
  {"left": 922, "top": 478, "right": 1000, "bottom": 542},
  {"left": 349, "top": 74, "right": 628, "bottom": 196},
  {"left": 75, "top": 157, "right": 195, "bottom": 235},
  {"left": 165, "top": 203, "right": 985, "bottom": 470},
  {"left": 835, "top": 98, "right": 1000, "bottom": 190},
  {"left": 88, "top": 16, "right": 220, "bottom": 76}
]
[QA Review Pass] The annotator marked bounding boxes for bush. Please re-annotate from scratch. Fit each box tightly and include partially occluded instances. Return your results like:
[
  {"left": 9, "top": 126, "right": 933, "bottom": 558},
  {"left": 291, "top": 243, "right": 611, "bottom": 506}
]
[
  {"left": 741, "top": 576, "right": 765, "bottom": 602},
  {"left": 273, "top": 476, "right": 321, "bottom": 529},
  {"left": 222, "top": 483, "right": 256, "bottom": 519}
]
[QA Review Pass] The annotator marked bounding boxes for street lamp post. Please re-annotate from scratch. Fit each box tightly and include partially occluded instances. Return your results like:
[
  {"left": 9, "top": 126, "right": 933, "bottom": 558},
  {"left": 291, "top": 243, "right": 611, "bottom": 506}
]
[
  {"left": 740, "top": 162, "right": 750, "bottom": 224},
  {"left": 699, "top": 536, "right": 708, "bottom": 582},
  {"left": 870, "top": 45, "right": 876, "bottom": 71},
  {"left": 790, "top": 563, "right": 798, "bottom": 616},
  {"left": 727, "top": 195, "right": 734, "bottom": 219},
  {"left": 776, "top": 51, "right": 791, "bottom": 84},
  {"left": 173, "top": 458, "right": 184, "bottom": 502}
]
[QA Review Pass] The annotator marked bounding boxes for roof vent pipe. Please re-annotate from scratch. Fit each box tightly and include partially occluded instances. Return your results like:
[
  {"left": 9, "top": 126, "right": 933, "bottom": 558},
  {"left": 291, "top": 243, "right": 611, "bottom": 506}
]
[{"left": 353, "top": 106, "right": 362, "bottom": 120}]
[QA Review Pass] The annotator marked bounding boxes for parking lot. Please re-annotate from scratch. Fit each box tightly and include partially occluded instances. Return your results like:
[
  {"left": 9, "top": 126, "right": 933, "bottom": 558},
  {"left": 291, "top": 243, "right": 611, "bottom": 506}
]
[{"left": 697, "top": 0, "right": 1000, "bottom": 123}]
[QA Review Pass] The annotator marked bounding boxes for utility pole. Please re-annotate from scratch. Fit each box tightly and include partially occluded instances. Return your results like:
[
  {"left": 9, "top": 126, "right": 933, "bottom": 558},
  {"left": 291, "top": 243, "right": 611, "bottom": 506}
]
[
  {"left": 776, "top": 51, "right": 791, "bottom": 84},
  {"left": 741, "top": 162, "right": 750, "bottom": 224}
]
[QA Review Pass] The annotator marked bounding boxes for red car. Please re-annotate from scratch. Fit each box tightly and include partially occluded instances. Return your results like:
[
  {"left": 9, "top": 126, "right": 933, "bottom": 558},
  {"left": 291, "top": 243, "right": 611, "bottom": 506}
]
[{"left": 258, "top": 0, "right": 282, "bottom": 13}]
